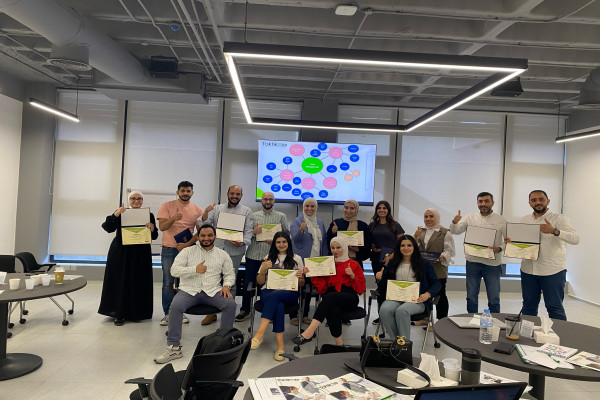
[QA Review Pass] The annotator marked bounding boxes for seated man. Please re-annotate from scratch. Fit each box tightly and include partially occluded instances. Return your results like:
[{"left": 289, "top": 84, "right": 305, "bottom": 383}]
[{"left": 154, "top": 224, "right": 236, "bottom": 363}]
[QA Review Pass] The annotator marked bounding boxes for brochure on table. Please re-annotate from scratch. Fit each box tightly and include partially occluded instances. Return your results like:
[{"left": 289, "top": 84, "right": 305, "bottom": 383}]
[
  {"left": 504, "top": 223, "right": 540, "bottom": 260},
  {"left": 121, "top": 208, "right": 151, "bottom": 245},
  {"left": 216, "top": 212, "right": 245, "bottom": 242},
  {"left": 463, "top": 225, "right": 496, "bottom": 260}
]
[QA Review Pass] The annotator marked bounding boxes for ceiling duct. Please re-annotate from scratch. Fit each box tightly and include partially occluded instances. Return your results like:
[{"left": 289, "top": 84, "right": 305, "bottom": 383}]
[
  {"left": 574, "top": 68, "right": 600, "bottom": 110},
  {"left": 48, "top": 44, "right": 91, "bottom": 72}
]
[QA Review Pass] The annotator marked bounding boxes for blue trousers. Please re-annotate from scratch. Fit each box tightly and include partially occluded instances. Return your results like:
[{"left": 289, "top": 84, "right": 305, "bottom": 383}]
[
  {"left": 259, "top": 289, "right": 298, "bottom": 333},
  {"left": 240, "top": 257, "right": 262, "bottom": 313},
  {"left": 521, "top": 270, "right": 567, "bottom": 321},
  {"left": 161, "top": 246, "right": 179, "bottom": 315},
  {"left": 466, "top": 261, "right": 501, "bottom": 313}
]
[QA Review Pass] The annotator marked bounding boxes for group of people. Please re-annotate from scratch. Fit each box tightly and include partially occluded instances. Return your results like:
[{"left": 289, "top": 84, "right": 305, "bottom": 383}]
[{"left": 98, "top": 182, "right": 579, "bottom": 364}]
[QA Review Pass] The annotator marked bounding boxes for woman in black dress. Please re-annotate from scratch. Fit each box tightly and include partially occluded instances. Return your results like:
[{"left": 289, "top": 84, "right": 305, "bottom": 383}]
[{"left": 99, "top": 191, "right": 158, "bottom": 325}]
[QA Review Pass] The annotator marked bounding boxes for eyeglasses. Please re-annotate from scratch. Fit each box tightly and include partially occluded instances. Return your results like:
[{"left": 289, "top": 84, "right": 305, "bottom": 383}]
[
  {"left": 262, "top": 198, "right": 275, "bottom": 202},
  {"left": 130, "top": 197, "right": 143, "bottom": 201}
]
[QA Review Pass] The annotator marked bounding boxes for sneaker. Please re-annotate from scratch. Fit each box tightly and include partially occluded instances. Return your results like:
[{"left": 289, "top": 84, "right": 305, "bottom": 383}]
[
  {"left": 182, "top": 314, "right": 189, "bottom": 324},
  {"left": 372, "top": 318, "right": 380, "bottom": 326},
  {"left": 159, "top": 316, "right": 169, "bottom": 326},
  {"left": 201, "top": 313, "right": 217, "bottom": 325},
  {"left": 290, "top": 317, "right": 299, "bottom": 326},
  {"left": 235, "top": 311, "right": 250, "bottom": 322},
  {"left": 154, "top": 345, "right": 182, "bottom": 364}
]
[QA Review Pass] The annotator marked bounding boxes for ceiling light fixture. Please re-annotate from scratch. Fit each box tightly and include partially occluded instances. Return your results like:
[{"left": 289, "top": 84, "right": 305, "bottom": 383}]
[
  {"left": 29, "top": 98, "right": 80, "bottom": 122},
  {"left": 555, "top": 128, "right": 600, "bottom": 143},
  {"left": 223, "top": 42, "right": 528, "bottom": 133}
]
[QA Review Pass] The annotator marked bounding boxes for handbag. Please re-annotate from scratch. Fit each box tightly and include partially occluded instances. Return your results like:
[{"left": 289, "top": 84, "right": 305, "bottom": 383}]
[{"left": 360, "top": 335, "right": 413, "bottom": 368}]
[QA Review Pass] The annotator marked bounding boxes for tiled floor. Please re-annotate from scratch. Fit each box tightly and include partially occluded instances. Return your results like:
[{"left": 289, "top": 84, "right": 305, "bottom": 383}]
[{"left": 3, "top": 280, "right": 600, "bottom": 400}]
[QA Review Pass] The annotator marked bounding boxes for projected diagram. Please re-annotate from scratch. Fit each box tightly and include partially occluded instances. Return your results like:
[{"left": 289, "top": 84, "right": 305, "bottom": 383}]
[{"left": 257, "top": 140, "right": 376, "bottom": 203}]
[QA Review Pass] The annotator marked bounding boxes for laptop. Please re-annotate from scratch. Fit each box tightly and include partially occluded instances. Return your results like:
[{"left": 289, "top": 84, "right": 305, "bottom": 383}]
[
  {"left": 414, "top": 382, "right": 528, "bottom": 400},
  {"left": 449, "top": 316, "right": 507, "bottom": 329}
]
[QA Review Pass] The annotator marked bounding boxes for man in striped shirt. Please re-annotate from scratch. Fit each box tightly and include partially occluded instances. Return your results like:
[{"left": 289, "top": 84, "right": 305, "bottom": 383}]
[{"left": 154, "top": 224, "right": 236, "bottom": 364}]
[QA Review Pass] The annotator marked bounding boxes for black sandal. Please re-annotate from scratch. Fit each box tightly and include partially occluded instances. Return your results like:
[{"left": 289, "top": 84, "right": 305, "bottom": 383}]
[{"left": 292, "top": 334, "right": 313, "bottom": 345}]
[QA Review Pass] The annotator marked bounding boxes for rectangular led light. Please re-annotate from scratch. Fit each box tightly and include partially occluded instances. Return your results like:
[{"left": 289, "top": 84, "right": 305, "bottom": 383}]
[
  {"left": 29, "top": 98, "right": 80, "bottom": 122},
  {"left": 555, "top": 129, "right": 600, "bottom": 143},
  {"left": 223, "top": 42, "right": 528, "bottom": 133}
]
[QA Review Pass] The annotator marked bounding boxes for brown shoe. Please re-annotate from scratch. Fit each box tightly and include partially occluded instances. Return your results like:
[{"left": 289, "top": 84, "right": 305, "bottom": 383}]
[
  {"left": 201, "top": 313, "right": 217, "bottom": 325},
  {"left": 302, "top": 317, "right": 312, "bottom": 325},
  {"left": 413, "top": 318, "right": 429, "bottom": 326},
  {"left": 290, "top": 317, "right": 299, "bottom": 326}
]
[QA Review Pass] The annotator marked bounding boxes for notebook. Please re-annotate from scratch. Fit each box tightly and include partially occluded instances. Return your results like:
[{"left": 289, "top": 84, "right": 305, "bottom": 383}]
[
  {"left": 414, "top": 382, "right": 528, "bottom": 400},
  {"left": 448, "top": 316, "right": 507, "bottom": 329}
]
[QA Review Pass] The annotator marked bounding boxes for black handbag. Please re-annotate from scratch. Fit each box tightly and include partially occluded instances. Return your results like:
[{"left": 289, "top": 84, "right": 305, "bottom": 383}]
[{"left": 360, "top": 335, "right": 413, "bottom": 368}]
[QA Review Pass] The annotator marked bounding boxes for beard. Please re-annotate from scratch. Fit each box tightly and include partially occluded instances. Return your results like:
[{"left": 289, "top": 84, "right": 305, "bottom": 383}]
[
  {"left": 263, "top": 203, "right": 273, "bottom": 210},
  {"left": 200, "top": 239, "right": 215, "bottom": 248},
  {"left": 179, "top": 194, "right": 191, "bottom": 202},
  {"left": 532, "top": 205, "right": 547, "bottom": 214}
]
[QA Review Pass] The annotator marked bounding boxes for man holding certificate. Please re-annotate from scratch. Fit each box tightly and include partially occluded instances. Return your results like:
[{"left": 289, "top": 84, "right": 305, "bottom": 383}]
[
  {"left": 201, "top": 185, "right": 254, "bottom": 325},
  {"left": 506, "top": 190, "right": 579, "bottom": 320},
  {"left": 235, "top": 192, "right": 289, "bottom": 322},
  {"left": 450, "top": 192, "right": 507, "bottom": 313}
]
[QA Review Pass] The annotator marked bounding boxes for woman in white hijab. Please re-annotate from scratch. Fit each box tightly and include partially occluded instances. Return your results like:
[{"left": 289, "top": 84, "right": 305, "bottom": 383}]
[
  {"left": 413, "top": 208, "right": 455, "bottom": 322},
  {"left": 292, "top": 236, "right": 366, "bottom": 346},
  {"left": 290, "top": 198, "right": 328, "bottom": 325},
  {"left": 99, "top": 191, "right": 158, "bottom": 325}
]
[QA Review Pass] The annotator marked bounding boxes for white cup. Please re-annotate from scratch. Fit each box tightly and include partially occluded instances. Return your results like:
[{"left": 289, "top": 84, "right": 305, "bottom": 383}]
[
  {"left": 0, "top": 271, "right": 6, "bottom": 284},
  {"left": 25, "top": 278, "right": 34, "bottom": 290},
  {"left": 9, "top": 278, "right": 20, "bottom": 290},
  {"left": 445, "top": 365, "right": 461, "bottom": 382},
  {"left": 492, "top": 325, "right": 501, "bottom": 342},
  {"left": 41, "top": 275, "right": 51, "bottom": 286}
]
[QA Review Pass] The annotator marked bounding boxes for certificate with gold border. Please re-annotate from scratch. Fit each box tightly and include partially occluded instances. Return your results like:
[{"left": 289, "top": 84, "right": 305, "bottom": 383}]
[
  {"left": 304, "top": 256, "right": 335, "bottom": 277},
  {"left": 122, "top": 226, "right": 152, "bottom": 245},
  {"left": 266, "top": 269, "right": 298, "bottom": 291},
  {"left": 386, "top": 280, "right": 420, "bottom": 302}
]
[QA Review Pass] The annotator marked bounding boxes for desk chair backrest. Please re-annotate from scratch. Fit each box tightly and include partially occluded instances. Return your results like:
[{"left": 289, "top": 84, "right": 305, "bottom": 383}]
[
  {"left": 15, "top": 252, "right": 54, "bottom": 273},
  {"left": 150, "top": 363, "right": 183, "bottom": 400},
  {"left": 0, "top": 255, "right": 16, "bottom": 273}
]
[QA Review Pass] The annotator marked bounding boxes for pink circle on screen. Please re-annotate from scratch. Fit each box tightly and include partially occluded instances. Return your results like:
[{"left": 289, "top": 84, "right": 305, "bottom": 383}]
[
  {"left": 344, "top": 174, "right": 353, "bottom": 181},
  {"left": 290, "top": 144, "right": 305, "bottom": 156},
  {"left": 302, "top": 178, "right": 316, "bottom": 189},
  {"left": 352, "top": 170, "right": 360, "bottom": 177},
  {"left": 329, "top": 147, "right": 343, "bottom": 159},
  {"left": 280, "top": 170, "right": 294, "bottom": 181},
  {"left": 323, "top": 177, "right": 337, "bottom": 189}
]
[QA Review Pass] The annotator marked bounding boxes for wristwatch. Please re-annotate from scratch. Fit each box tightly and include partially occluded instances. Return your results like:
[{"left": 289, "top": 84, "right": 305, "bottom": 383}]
[{"left": 553, "top": 229, "right": 560, "bottom": 236}]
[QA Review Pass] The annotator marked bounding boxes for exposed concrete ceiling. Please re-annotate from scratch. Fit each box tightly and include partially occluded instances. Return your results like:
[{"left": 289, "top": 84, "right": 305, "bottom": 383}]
[{"left": 1, "top": 0, "right": 598, "bottom": 114}]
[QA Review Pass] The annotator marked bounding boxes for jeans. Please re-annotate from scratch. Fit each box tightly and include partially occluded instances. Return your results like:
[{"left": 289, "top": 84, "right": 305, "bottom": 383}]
[
  {"left": 259, "top": 289, "right": 298, "bottom": 333},
  {"left": 466, "top": 261, "right": 501, "bottom": 313},
  {"left": 240, "top": 258, "right": 262, "bottom": 313},
  {"left": 161, "top": 246, "right": 179, "bottom": 315},
  {"left": 379, "top": 300, "right": 425, "bottom": 340},
  {"left": 521, "top": 270, "right": 567, "bottom": 320}
]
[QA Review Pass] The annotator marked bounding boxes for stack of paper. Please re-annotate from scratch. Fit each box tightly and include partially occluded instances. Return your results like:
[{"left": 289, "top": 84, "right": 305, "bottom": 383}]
[{"left": 566, "top": 352, "right": 600, "bottom": 372}]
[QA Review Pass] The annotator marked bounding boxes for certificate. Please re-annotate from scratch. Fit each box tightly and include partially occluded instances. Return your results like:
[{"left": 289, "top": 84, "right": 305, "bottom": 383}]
[
  {"left": 256, "top": 223, "right": 282, "bottom": 242},
  {"left": 121, "top": 207, "right": 150, "bottom": 226},
  {"left": 464, "top": 225, "right": 496, "bottom": 260},
  {"left": 337, "top": 231, "right": 364, "bottom": 246},
  {"left": 121, "top": 226, "right": 152, "bottom": 245},
  {"left": 304, "top": 256, "right": 336, "bottom": 277},
  {"left": 386, "top": 280, "right": 420, "bottom": 302},
  {"left": 216, "top": 228, "right": 243, "bottom": 242},
  {"left": 266, "top": 269, "right": 298, "bottom": 291},
  {"left": 504, "top": 223, "right": 540, "bottom": 260}
]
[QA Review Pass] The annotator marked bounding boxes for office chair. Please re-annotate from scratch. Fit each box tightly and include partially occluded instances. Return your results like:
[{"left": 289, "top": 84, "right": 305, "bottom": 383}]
[
  {"left": 0, "top": 254, "right": 22, "bottom": 338},
  {"left": 14, "top": 252, "right": 73, "bottom": 326}
]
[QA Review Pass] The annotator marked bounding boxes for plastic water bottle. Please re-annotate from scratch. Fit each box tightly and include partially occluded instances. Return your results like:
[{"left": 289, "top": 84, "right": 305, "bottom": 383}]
[{"left": 479, "top": 309, "right": 493, "bottom": 344}]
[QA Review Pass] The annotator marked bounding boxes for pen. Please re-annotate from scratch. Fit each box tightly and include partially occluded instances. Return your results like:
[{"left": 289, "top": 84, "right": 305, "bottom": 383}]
[{"left": 547, "top": 353, "right": 560, "bottom": 363}]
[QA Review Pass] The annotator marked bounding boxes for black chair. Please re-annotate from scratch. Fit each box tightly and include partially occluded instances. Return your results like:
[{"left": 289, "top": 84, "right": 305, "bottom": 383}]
[
  {"left": 246, "top": 281, "right": 304, "bottom": 351},
  {"left": 165, "top": 278, "right": 222, "bottom": 336},
  {"left": 128, "top": 336, "right": 250, "bottom": 400},
  {"left": 127, "top": 363, "right": 183, "bottom": 400},
  {"left": 0, "top": 255, "right": 21, "bottom": 338},
  {"left": 371, "top": 289, "right": 441, "bottom": 351}
]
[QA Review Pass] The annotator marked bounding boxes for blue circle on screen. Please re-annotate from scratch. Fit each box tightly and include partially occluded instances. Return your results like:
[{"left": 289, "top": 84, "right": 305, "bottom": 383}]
[
  {"left": 263, "top": 175, "right": 273, "bottom": 183},
  {"left": 326, "top": 165, "right": 337, "bottom": 173},
  {"left": 283, "top": 156, "right": 293, "bottom": 165},
  {"left": 310, "top": 149, "right": 321, "bottom": 157},
  {"left": 319, "top": 190, "right": 328, "bottom": 198},
  {"left": 318, "top": 142, "right": 328, "bottom": 150},
  {"left": 301, "top": 192, "right": 314, "bottom": 199},
  {"left": 348, "top": 145, "right": 359, "bottom": 153},
  {"left": 340, "top": 163, "right": 350, "bottom": 171},
  {"left": 271, "top": 184, "right": 281, "bottom": 192},
  {"left": 282, "top": 184, "right": 292, "bottom": 192},
  {"left": 293, "top": 177, "right": 302, "bottom": 185},
  {"left": 350, "top": 154, "right": 360, "bottom": 162},
  {"left": 292, "top": 188, "right": 302, "bottom": 196},
  {"left": 266, "top": 162, "right": 277, "bottom": 170}
]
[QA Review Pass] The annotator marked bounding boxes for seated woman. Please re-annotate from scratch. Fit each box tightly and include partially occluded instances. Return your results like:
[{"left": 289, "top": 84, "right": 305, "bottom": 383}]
[
  {"left": 292, "top": 237, "right": 365, "bottom": 346},
  {"left": 251, "top": 231, "right": 304, "bottom": 361},
  {"left": 376, "top": 235, "right": 441, "bottom": 340}
]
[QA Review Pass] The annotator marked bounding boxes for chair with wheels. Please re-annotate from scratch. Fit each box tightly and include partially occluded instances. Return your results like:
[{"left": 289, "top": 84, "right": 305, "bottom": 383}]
[
  {"left": 0, "top": 254, "right": 22, "bottom": 338},
  {"left": 165, "top": 278, "right": 221, "bottom": 336}
]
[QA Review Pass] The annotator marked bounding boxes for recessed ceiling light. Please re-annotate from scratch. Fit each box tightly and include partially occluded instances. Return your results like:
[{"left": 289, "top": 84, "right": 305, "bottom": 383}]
[{"left": 335, "top": 5, "right": 358, "bottom": 16}]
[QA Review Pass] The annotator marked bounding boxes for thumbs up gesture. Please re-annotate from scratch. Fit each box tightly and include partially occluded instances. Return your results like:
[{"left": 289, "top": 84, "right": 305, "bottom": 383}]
[
  {"left": 204, "top": 202, "right": 216, "bottom": 214},
  {"left": 173, "top": 207, "right": 183, "bottom": 221},
  {"left": 414, "top": 226, "right": 423, "bottom": 238},
  {"left": 114, "top": 203, "right": 126, "bottom": 217},
  {"left": 253, "top": 223, "right": 263, "bottom": 234},
  {"left": 452, "top": 210, "right": 462, "bottom": 225},
  {"left": 196, "top": 260, "right": 207, "bottom": 274},
  {"left": 300, "top": 217, "right": 307, "bottom": 233},
  {"left": 331, "top": 221, "right": 338, "bottom": 234},
  {"left": 540, "top": 218, "right": 555, "bottom": 234},
  {"left": 345, "top": 266, "right": 355, "bottom": 279},
  {"left": 375, "top": 267, "right": 384, "bottom": 281}
]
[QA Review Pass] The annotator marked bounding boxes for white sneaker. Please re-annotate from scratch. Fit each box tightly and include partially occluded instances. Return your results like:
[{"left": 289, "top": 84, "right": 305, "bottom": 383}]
[
  {"left": 154, "top": 345, "right": 182, "bottom": 364},
  {"left": 182, "top": 314, "right": 189, "bottom": 324},
  {"left": 159, "top": 315, "right": 169, "bottom": 326}
]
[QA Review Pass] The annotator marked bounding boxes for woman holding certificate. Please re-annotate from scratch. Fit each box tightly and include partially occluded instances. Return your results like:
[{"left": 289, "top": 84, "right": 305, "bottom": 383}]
[
  {"left": 99, "top": 191, "right": 158, "bottom": 326},
  {"left": 251, "top": 232, "right": 304, "bottom": 361},
  {"left": 326, "top": 199, "right": 372, "bottom": 269},
  {"left": 376, "top": 235, "right": 440, "bottom": 340},
  {"left": 292, "top": 237, "right": 366, "bottom": 346}
]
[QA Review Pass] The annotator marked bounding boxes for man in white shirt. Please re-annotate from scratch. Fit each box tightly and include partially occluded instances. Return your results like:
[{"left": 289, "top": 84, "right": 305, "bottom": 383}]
[
  {"left": 154, "top": 224, "right": 236, "bottom": 364},
  {"left": 507, "top": 190, "right": 579, "bottom": 320},
  {"left": 450, "top": 192, "right": 507, "bottom": 313}
]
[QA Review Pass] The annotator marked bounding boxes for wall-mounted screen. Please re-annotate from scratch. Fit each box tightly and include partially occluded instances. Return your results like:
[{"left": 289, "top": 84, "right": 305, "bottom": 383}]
[{"left": 256, "top": 140, "right": 376, "bottom": 205}]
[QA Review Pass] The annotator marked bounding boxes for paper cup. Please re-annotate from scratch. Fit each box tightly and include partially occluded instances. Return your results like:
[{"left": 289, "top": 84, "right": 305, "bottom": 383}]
[
  {"left": 492, "top": 326, "right": 501, "bottom": 342},
  {"left": 445, "top": 365, "right": 461, "bottom": 382},
  {"left": 25, "top": 278, "right": 34, "bottom": 290},
  {"left": 0, "top": 271, "right": 6, "bottom": 284},
  {"left": 9, "top": 278, "right": 20, "bottom": 290},
  {"left": 54, "top": 270, "right": 65, "bottom": 284},
  {"left": 41, "top": 275, "right": 51, "bottom": 286}
]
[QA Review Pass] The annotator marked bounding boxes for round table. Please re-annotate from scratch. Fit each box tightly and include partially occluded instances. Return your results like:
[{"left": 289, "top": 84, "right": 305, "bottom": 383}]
[
  {"left": 0, "top": 273, "right": 87, "bottom": 380},
  {"left": 434, "top": 313, "right": 600, "bottom": 400}
]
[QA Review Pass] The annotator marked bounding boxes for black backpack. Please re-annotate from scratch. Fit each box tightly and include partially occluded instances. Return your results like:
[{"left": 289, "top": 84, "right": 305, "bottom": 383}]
[{"left": 197, "top": 327, "right": 244, "bottom": 354}]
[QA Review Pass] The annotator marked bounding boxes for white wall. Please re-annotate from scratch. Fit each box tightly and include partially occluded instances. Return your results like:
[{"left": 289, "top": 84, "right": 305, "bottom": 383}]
[
  {"left": 0, "top": 93, "right": 22, "bottom": 254},
  {"left": 564, "top": 138, "right": 600, "bottom": 305}
]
